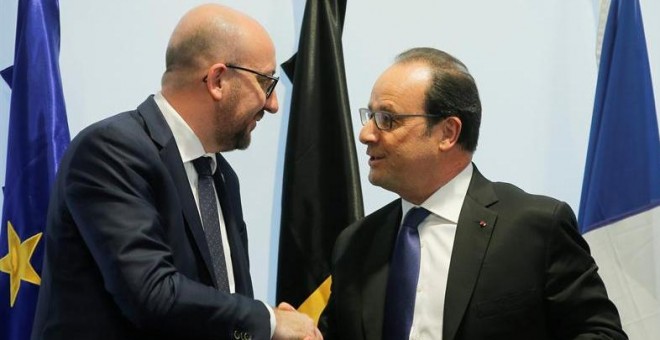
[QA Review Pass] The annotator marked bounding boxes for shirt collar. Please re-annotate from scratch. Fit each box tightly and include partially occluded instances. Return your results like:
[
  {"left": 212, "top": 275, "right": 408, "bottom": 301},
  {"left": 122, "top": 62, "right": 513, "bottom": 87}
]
[
  {"left": 401, "top": 163, "right": 473, "bottom": 224},
  {"left": 153, "top": 92, "right": 217, "bottom": 173}
]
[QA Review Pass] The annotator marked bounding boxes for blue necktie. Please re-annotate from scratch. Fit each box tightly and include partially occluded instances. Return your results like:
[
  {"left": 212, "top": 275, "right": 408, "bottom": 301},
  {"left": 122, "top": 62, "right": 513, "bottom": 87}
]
[
  {"left": 383, "top": 207, "right": 431, "bottom": 340},
  {"left": 193, "top": 156, "right": 230, "bottom": 292}
]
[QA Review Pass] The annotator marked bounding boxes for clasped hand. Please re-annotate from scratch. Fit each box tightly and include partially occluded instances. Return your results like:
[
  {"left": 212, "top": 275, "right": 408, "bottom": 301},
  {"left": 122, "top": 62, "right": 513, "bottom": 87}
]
[{"left": 273, "top": 302, "right": 323, "bottom": 340}]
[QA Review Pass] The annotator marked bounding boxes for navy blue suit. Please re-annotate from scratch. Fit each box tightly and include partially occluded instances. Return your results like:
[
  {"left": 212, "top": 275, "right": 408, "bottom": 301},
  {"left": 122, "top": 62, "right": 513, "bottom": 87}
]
[{"left": 32, "top": 96, "right": 269, "bottom": 339}]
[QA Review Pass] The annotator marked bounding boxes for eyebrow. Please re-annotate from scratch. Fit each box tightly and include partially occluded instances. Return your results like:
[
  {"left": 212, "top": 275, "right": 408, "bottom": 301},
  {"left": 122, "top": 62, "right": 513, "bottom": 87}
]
[
  {"left": 374, "top": 104, "right": 397, "bottom": 113},
  {"left": 264, "top": 67, "right": 277, "bottom": 76}
]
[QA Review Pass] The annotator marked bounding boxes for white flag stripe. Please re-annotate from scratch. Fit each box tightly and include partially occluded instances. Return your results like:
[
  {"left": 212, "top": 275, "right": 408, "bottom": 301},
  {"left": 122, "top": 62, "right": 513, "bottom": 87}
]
[
  {"left": 596, "top": 0, "right": 611, "bottom": 63},
  {"left": 584, "top": 206, "right": 660, "bottom": 339}
]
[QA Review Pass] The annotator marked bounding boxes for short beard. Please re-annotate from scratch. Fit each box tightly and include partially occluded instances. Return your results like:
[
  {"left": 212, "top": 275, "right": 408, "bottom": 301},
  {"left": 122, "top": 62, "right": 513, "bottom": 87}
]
[
  {"left": 214, "top": 84, "right": 252, "bottom": 151},
  {"left": 232, "top": 128, "right": 251, "bottom": 150}
]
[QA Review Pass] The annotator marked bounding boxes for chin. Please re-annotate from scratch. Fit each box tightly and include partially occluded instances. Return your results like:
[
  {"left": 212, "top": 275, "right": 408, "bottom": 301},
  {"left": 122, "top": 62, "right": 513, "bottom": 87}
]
[
  {"left": 233, "top": 131, "right": 252, "bottom": 150},
  {"left": 236, "top": 140, "right": 251, "bottom": 150},
  {"left": 368, "top": 172, "right": 385, "bottom": 187},
  {"left": 369, "top": 173, "right": 399, "bottom": 194}
]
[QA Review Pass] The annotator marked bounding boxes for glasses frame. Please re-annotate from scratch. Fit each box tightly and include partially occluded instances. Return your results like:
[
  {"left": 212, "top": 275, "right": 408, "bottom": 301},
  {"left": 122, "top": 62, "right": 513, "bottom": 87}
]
[
  {"left": 202, "top": 63, "right": 279, "bottom": 99},
  {"left": 359, "top": 108, "right": 437, "bottom": 131}
]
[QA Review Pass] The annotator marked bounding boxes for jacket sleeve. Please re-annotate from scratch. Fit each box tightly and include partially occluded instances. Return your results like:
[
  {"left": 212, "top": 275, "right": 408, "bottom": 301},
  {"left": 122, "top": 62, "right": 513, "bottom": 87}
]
[{"left": 544, "top": 202, "right": 627, "bottom": 340}]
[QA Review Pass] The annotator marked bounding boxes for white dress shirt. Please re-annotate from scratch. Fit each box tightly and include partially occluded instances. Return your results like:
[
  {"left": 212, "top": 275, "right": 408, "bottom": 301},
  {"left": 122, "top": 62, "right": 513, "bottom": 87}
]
[
  {"left": 153, "top": 92, "right": 276, "bottom": 336},
  {"left": 401, "top": 163, "right": 473, "bottom": 340},
  {"left": 155, "top": 92, "right": 237, "bottom": 292}
]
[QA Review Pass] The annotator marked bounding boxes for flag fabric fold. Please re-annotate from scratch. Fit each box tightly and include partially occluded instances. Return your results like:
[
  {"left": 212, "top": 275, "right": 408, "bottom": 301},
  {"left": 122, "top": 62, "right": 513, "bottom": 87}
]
[
  {"left": 579, "top": 0, "right": 660, "bottom": 338},
  {"left": 277, "top": 0, "right": 364, "bottom": 324},
  {"left": 0, "top": 0, "right": 70, "bottom": 339}
]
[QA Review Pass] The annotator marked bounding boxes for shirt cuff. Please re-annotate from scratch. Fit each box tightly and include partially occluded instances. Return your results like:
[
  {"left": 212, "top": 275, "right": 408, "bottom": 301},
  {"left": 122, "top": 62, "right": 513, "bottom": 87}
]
[{"left": 262, "top": 301, "right": 276, "bottom": 339}]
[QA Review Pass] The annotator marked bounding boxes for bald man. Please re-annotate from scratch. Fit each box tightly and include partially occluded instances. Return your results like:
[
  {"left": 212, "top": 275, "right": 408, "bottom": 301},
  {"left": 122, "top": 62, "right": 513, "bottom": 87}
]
[{"left": 32, "top": 4, "right": 320, "bottom": 340}]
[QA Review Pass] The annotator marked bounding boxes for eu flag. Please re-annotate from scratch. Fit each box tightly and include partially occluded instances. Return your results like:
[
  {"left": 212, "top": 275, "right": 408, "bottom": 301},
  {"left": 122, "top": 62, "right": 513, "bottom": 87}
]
[
  {"left": 579, "top": 0, "right": 660, "bottom": 337},
  {"left": 0, "top": 0, "right": 70, "bottom": 339}
]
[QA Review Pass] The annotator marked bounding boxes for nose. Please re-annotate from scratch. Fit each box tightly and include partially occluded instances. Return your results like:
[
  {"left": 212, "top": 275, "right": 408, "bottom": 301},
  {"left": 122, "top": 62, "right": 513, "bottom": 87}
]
[
  {"left": 264, "top": 91, "right": 279, "bottom": 113},
  {"left": 358, "top": 119, "right": 378, "bottom": 145}
]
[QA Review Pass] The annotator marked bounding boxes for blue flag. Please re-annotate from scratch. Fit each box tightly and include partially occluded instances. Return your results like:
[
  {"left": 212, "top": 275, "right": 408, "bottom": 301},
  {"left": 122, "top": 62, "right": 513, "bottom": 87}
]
[
  {"left": 579, "top": 0, "right": 660, "bottom": 337},
  {"left": 0, "top": 0, "right": 70, "bottom": 338},
  {"left": 579, "top": 0, "right": 660, "bottom": 232}
]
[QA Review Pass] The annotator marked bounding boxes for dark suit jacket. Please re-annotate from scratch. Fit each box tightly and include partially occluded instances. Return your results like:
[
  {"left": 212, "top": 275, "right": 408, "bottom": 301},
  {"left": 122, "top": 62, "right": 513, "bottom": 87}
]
[
  {"left": 320, "top": 166, "right": 626, "bottom": 340},
  {"left": 32, "top": 96, "right": 269, "bottom": 340}
]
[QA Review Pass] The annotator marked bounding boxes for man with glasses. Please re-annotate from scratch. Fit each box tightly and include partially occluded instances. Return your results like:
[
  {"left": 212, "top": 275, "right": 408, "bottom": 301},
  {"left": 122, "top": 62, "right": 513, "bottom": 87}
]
[
  {"left": 319, "top": 47, "right": 626, "bottom": 340},
  {"left": 33, "top": 4, "right": 320, "bottom": 340}
]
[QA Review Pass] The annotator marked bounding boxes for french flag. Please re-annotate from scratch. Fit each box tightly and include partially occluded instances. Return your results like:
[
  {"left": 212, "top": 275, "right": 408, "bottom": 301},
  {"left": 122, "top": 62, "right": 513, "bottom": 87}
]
[{"left": 579, "top": 0, "right": 660, "bottom": 338}]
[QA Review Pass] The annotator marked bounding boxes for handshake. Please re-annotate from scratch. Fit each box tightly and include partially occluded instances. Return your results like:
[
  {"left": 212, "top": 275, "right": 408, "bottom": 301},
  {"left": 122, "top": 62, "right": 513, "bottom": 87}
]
[{"left": 273, "top": 302, "right": 323, "bottom": 340}]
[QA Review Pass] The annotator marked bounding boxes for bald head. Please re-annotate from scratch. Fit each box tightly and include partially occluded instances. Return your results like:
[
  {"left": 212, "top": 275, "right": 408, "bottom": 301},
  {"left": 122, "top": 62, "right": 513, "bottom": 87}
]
[{"left": 162, "top": 4, "right": 273, "bottom": 87}]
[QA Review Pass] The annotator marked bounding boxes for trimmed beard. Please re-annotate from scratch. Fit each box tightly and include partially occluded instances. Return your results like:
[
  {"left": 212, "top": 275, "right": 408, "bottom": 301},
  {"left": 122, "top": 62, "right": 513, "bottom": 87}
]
[{"left": 232, "top": 128, "right": 251, "bottom": 150}]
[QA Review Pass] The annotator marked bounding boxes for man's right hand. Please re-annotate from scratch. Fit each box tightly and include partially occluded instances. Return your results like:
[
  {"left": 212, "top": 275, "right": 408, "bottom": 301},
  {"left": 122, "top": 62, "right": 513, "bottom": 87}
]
[{"left": 272, "top": 302, "right": 323, "bottom": 340}]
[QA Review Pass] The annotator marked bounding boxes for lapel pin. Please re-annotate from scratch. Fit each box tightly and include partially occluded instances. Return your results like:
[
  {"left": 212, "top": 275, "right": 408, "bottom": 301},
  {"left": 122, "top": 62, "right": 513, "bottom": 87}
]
[{"left": 479, "top": 220, "right": 488, "bottom": 228}]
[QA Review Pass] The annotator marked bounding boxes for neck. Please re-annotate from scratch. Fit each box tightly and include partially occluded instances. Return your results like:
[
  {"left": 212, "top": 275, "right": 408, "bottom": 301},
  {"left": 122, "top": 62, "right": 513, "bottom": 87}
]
[
  {"left": 400, "top": 153, "right": 472, "bottom": 205},
  {"left": 161, "top": 87, "right": 219, "bottom": 153}
]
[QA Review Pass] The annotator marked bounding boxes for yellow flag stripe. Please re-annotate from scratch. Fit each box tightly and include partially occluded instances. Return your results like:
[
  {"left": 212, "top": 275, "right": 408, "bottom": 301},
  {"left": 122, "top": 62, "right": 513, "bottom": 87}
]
[{"left": 297, "top": 276, "right": 332, "bottom": 325}]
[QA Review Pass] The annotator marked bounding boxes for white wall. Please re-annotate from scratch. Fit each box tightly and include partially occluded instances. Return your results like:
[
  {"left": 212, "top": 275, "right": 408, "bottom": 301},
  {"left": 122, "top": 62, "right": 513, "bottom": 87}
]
[{"left": 1, "top": 0, "right": 659, "bottom": 305}]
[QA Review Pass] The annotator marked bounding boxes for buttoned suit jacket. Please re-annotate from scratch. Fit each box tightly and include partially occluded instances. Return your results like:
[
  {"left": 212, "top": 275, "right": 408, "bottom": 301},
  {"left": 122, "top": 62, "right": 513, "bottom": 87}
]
[
  {"left": 320, "top": 166, "right": 626, "bottom": 340},
  {"left": 32, "top": 96, "right": 269, "bottom": 340}
]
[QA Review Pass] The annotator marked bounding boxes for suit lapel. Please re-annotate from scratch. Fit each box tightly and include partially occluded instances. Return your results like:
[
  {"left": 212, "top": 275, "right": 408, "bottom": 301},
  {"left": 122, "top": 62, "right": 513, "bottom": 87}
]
[
  {"left": 361, "top": 201, "right": 402, "bottom": 340},
  {"left": 136, "top": 96, "right": 217, "bottom": 285},
  {"left": 443, "top": 167, "right": 498, "bottom": 340},
  {"left": 213, "top": 154, "right": 251, "bottom": 296}
]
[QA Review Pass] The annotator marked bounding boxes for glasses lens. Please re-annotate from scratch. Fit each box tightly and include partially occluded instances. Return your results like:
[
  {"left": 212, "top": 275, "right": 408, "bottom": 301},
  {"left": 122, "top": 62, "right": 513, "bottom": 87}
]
[
  {"left": 256, "top": 77, "right": 271, "bottom": 92},
  {"left": 359, "top": 109, "right": 392, "bottom": 130},
  {"left": 228, "top": 64, "right": 277, "bottom": 98},
  {"left": 374, "top": 112, "right": 392, "bottom": 130},
  {"left": 359, "top": 109, "right": 370, "bottom": 125},
  {"left": 265, "top": 79, "right": 277, "bottom": 98}
]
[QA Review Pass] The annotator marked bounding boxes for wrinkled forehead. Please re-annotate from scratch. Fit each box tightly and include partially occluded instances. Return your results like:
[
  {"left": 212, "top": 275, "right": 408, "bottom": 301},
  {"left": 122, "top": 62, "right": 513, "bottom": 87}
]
[{"left": 369, "top": 62, "right": 432, "bottom": 112}]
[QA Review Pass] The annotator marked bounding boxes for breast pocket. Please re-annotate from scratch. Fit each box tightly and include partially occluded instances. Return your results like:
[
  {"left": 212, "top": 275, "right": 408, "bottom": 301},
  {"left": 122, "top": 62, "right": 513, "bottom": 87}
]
[{"left": 475, "top": 288, "right": 538, "bottom": 319}]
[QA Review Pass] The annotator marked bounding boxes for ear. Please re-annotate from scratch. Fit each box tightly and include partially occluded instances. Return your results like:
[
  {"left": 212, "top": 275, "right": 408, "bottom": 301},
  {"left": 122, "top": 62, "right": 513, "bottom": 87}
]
[
  {"left": 437, "top": 116, "right": 462, "bottom": 151},
  {"left": 204, "top": 63, "right": 228, "bottom": 101}
]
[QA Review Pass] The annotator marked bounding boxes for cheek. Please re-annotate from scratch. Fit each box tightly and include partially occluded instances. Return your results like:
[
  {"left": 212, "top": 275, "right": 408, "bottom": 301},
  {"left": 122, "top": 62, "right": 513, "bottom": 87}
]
[
  {"left": 239, "top": 100, "right": 262, "bottom": 121},
  {"left": 229, "top": 104, "right": 254, "bottom": 127},
  {"left": 393, "top": 139, "right": 422, "bottom": 161},
  {"left": 395, "top": 136, "right": 437, "bottom": 168}
]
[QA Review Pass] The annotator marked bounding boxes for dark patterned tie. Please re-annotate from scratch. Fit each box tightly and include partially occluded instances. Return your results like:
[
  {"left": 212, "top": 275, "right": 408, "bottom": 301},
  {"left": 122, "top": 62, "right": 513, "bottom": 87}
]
[
  {"left": 383, "top": 207, "right": 431, "bottom": 340},
  {"left": 192, "top": 156, "right": 230, "bottom": 292}
]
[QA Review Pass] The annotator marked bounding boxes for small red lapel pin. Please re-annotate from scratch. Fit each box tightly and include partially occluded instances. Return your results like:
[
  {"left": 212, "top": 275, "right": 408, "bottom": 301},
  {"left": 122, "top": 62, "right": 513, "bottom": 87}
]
[{"left": 479, "top": 220, "right": 488, "bottom": 228}]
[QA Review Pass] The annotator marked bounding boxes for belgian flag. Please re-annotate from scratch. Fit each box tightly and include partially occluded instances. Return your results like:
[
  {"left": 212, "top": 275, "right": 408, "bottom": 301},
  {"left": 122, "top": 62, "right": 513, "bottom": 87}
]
[{"left": 277, "top": 0, "right": 364, "bottom": 324}]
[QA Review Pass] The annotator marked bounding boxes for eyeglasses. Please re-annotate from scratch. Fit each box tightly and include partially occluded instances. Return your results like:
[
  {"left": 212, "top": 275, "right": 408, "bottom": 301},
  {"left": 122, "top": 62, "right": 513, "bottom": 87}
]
[
  {"left": 203, "top": 64, "right": 279, "bottom": 99},
  {"left": 359, "top": 108, "right": 437, "bottom": 131}
]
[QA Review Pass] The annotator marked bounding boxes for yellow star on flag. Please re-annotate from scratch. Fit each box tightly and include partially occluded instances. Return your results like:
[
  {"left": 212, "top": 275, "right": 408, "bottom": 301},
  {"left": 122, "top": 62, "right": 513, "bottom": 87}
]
[{"left": 0, "top": 221, "right": 42, "bottom": 307}]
